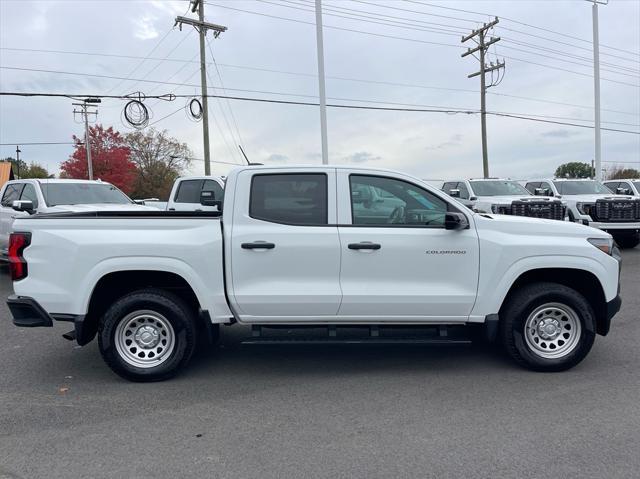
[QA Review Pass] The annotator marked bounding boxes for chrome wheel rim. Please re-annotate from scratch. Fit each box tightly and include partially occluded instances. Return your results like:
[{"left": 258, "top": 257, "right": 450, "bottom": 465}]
[
  {"left": 114, "top": 310, "right": 175, "bottom": 368},
  {"left": 524, "top": 302, "right": 582, "bottom": 359}
]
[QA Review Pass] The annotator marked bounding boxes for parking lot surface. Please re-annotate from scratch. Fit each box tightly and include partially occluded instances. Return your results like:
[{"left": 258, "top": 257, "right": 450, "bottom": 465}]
[{"left": 0, "top": 249, "right": 638, "bottom": 479}]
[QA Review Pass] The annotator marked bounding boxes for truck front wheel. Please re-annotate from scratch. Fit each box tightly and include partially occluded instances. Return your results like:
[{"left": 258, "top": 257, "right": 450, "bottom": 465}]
[
  {"left": 500, "top": 282, "right": 596, "bottom": 372},
  {"left": 98, "top": 289, "right": 197, "bottom": 382}
]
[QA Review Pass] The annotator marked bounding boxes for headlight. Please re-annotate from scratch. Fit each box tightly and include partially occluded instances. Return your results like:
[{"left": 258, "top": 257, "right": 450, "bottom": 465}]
[
  {"left": 577, "top": 202, "right": 595, "bottom": 215},
  {"left": 588, "top": 237, "right": 614, "bottom": 255},
  {"left": 491, "top": 204, "right": 510, "bottom": 214}
]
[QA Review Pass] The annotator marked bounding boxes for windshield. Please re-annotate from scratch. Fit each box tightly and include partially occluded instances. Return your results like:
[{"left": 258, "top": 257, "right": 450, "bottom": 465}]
[
  {"left": 41, "top": 183, "right": 133, "bottom": 206},
  {"left": 553, "top": 180, "right": 611, "bottom": 195},
  {"left": 634, "top": 182, "right": 640, "bottom": 193},
  {"left": 469, "top": 180, "right": 530, "bottom": 197}
]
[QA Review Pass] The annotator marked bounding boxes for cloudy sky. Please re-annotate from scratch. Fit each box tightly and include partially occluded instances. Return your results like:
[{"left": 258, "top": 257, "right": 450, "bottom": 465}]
[{"left": 0, "top": 0, "right": 638, "bottom": 180}]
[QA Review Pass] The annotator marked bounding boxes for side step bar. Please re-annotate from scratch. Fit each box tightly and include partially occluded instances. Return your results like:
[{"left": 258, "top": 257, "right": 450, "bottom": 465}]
[{"left": 242, "top": 324, "right": 472, "bottom": 345}]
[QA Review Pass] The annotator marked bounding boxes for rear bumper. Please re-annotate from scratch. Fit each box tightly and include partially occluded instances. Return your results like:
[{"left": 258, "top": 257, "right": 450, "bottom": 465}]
[{"left": 7, "top": 295, "right": 53, "bottom": 327}]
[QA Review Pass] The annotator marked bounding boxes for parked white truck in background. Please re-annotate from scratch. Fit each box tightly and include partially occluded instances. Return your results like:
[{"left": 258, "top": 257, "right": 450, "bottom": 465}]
[
  {"left": 166, "top": 176, "right": 224, "bottom": 211},
  {"left": 0, "top": 179, "right": 153, "bottom": 258},
  {"left": 524, "top": 178, "right": 640, "bottom": 248},
  {"left": 441, "top": 178, "right": 566, "bottom": 220},
  {"left": 603, "top": 179, "right": 640, "bottom": 197},
  {"left": 7, "top": 166, "right": 622, "bottom": 381},
  {"left": 140, "top": 176, "right": 225, "bottom": 212}
]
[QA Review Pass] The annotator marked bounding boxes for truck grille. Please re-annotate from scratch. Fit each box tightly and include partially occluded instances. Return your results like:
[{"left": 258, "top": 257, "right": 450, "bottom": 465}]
[
  {"left": 510, "top": 201, "right": 565, "bottom": 220},
  {"left": 593, "top": 199, "right": 640, "bottom": 222}
]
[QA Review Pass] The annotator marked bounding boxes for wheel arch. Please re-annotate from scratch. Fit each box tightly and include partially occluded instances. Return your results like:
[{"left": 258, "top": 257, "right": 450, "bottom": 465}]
[
  {"left": 499, "top": 268, "right": 608, "bottom": 336},
  {"left": 78, "top": 270, "right": 204, "bottom": 346}
]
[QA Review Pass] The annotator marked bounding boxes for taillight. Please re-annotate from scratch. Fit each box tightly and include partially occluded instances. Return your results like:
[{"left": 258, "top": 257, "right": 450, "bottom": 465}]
[{"left": 8, "top": 232, "right": 31, "bottom": 281}]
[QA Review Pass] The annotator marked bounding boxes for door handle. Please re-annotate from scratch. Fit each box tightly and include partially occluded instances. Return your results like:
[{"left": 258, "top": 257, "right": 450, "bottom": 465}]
[
  {"left": 242, "top": 241, "right": 276, "bottom": 250},
  {"left": 348, "top": 242, "right": 381, "bottom": 250}
]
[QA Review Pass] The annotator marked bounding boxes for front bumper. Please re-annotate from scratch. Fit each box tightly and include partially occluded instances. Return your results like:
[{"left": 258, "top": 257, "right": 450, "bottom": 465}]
[
  {"left": 575, "top": 219, "right": 640, "bottom": 231},
  {"left": 7, "top": 295, "right": 53, "bottom": 327},
  {"left": 600, "top": 294, "right": 622, "bottom": 336}
]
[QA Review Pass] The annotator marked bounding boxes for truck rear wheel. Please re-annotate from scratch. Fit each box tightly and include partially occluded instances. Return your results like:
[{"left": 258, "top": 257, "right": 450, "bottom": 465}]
[
  {"left": 500, "top": 282, "right": 596, "bottom": 372},
  {"left": 98, "top": 289, "right": 197, "bottom": 382}
]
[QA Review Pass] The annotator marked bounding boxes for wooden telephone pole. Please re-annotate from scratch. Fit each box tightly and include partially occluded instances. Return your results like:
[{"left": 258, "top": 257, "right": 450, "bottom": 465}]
[
  {"left": 462, "top": 17, "right": 505, "bottom": 179},
  {"left": 175, "top": 0, "right": 227, "bottom": 176}
]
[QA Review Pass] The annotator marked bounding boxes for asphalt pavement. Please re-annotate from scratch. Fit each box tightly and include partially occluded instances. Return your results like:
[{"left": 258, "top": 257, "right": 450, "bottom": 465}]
[{"left": 0, "top": 249, "right": 639, "bottom": 479}]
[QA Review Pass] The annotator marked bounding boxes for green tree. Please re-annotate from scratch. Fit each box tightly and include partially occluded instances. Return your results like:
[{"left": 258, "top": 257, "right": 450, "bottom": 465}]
[
  {"left": 1, "top": 157, "right": 51, "bottom": 178},
  {"left": 606, "top": 166, "right": 640, "bottom": 180},
  {"left": 125, "top": 128, "right": 192, "bottom": 200},
  {"left": 554, "top": 162, "right": 593, "bottom": 179},
  {"left": 23, "top": 163, "right": 52, "bottom": 179}
]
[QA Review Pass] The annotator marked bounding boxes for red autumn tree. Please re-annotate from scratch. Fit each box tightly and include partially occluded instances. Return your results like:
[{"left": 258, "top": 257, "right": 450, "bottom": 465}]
[{"left": 60, "top": 125, "right": 137, "bottom": 194}]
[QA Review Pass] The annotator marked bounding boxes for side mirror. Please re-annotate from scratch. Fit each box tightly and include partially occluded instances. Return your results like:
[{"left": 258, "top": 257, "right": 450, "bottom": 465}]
[
  {"left": 444, "top": 211, "right": 469, "bottom": 230},
  {"left": 12, "top": 200, "right": 34, "bottom": 214},
  {"left": 133, "top": 199, "right": 146, "bottom": 205},
  {"left": 616, "top": 187, "right": 630, "bottom": 195},
  {"left": 449, "top": 189, "right": 460, "bottom": 198},
  {"left": 200, "top": 190, "right": 222, "bottom": 210},
  {"left": 534, "top": 188, "right": 545, "bottom": 196},
  {"left": 469, "top": 196, "right": 477, "bottom": 201}
]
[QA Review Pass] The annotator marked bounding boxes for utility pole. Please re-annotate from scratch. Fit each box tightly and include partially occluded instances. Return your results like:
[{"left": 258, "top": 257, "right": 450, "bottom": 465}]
[
  {"left": 590, "top": 0, "right": 608, "bottom": 182},
  {"left": 315, "top": 0, "right": 329, "bottom": 165},
  {"left": 15, "top": 146, "right": 21, "bottom": 179},
  {"left": 72, "top": 98, "right": 100, "bottom": 180},
  {"left": 461, "top": 17, "right": 504, "bottom": 179},
  {"left": 176, "top": 0, "right": 227, "bottom": 176}
]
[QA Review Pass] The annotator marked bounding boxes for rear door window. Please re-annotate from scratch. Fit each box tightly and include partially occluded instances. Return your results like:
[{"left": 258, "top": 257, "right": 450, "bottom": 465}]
[{"left": 250, "top": 174, "right": 328, "bottom": 225}]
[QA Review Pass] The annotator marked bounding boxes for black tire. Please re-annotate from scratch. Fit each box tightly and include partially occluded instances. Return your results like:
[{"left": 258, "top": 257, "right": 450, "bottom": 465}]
[
  {"left": 98, "top": 288, "right": 197, "bottom": 382},
  {"left": 612, "top": 232, "right": 639, "bottom": 249},
  {"left": 500, "top": 282, "right": 596, "bottom": 372}
]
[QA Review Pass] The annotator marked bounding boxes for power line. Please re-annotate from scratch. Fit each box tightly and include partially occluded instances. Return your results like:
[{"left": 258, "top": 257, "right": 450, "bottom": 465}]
[
  {"left": 124, "top": 29, "right": 194, "bottom": 95},
  {"left": 206, "top": 36, "right": 246, "bottom": 154},
  {"left": 104, "top": 27, "right": 174, "bottom": 95},
  {"left": 499, "top": 38, "right": 640, "bottom": 76},
  {"left": 0, "top": 142, "right": 75, "bottom": 146},
  {"left": 273, "top": 0, "right": 639, "bottom": 75},
  {"left": 498, "top": 27, "right": 640, "bottom": 66},
  {"left": 203, "top": 2, "right": 463, "bottom": 49},
  {"left": 351, "top": 0, "right": 480, "bottom": 25},
  {"left": 254, "top": 0, "right": 466, "bottom": 37},
  {"left": 2, "top": 87, "right": 638, "bottom": 128},
  {"left": 200, "top": 3, "right": 639, "bottom": 87},
  {"left": 2, "top": 46, "right": 637, "bottom": 116},
  {"left": 2, "top": 90, "right": 639, "bottom": 135},
  {"left": 295, "top": 0, "right": 470, "bottom": 33},
  {"left": 404, "top": 0, "right": 640, "bottom": 58},
  {"left": 499, "top": 43, "right": 640, "bottom": 79}
]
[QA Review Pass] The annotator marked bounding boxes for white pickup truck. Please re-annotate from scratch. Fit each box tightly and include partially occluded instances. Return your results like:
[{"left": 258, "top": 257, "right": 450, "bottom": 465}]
[
  {"left": 524, "top": 178, "right": 640, "bottom": 248},
  {"left": 7, "top": 166, "right": 622, "bottom": 381},
  {"left": 441, "top": 179, "right": 566, "bottom": 220},
  {"left": 143, "top": 176, "right": 225, "bottom": 212},
  {"left": 0, "top": 178, "right": 153, "bottom": 259}
]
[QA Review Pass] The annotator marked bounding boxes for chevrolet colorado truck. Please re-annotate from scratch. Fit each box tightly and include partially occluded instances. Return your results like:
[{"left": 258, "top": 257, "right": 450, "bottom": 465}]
[
  {"left": 524, "top": 178, "right": 640, "bottom": 248},
  {"left": 441, "top": 179, "right": 566, "bottom": 220},
  {"left": 7, "top": 166, "right": 622, "bottom": 381}
]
